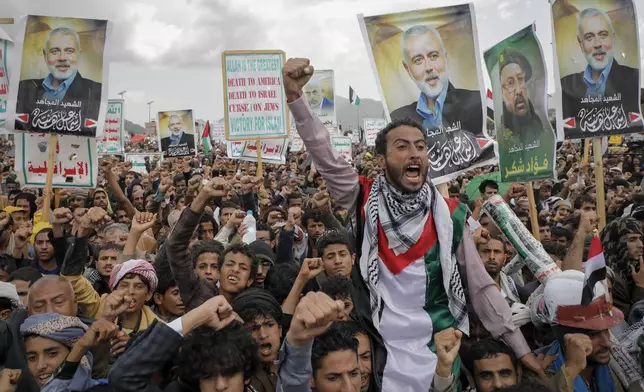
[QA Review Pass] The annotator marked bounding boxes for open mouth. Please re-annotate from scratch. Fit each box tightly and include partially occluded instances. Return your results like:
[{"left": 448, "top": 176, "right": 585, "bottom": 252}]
[
  {"left": 260, "top": 343, "right": 273, "bottom": 356},
  {"left": 56, "top": 65, "right": 70, "bottom": 71},
  {"left": 37, "top": 373, "right": 52, "bottom": 385},
  {"left": 404, "top": 165, "right": 422, "bottom": 182},
  {"left": 425, "top": 76, "right": 439, "bottom": 86},
  {"left": 227, "top": 275, "right": 240, "bottom": 284}
]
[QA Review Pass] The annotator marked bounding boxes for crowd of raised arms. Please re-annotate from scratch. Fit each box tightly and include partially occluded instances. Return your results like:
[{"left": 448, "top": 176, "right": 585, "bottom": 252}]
[{"left": 0, "top": 58, "right": 643, "bottom": 392}]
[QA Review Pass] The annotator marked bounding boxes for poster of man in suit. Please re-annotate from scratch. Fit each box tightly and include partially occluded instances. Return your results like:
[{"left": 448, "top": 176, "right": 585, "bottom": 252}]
[
  {"left": 302, "top": 70, "right": 336, "bottom": 128},
  {"left": 358, "top": 4, "right": 495, "bottom": 183},
  {"left": 8, "top": 16, "right": 110, "bottom": 137},
  {"left": 157, "top": 109, "right": 196, "bottom": 157},
  {"left": 551, "top": 0, "right": 642, "bottom": 139}
]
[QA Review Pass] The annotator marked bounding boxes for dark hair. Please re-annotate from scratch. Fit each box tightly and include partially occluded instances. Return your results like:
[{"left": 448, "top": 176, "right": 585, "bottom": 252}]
[
  {"left": 312, "top": 322, "right": 359, "bottom": 375},
  {"left": 155, "top": 276, "right": 178, "bottom": 295},
  {"left": 99, "top": 243, "right": 124, "bottom": 254},
  {"left": 320, "top": 276, "right": 352, "bottom": 301},
  {"left": 302, "top": 209, "right": 323, "bottom": 227},
  {"left": 8, "top": 267, "right": 41, "bottom": 285},
  {"left": 177, "top": 322, "right": 259, "bottom": 382},
  {"left": 537, "top": 217, "right": 549, "bottom": 227},
  {"left": 14, "top": 192, "right": 37, "bottom": 219},
  {"left": 287, "top": 192, "right": 303, "bottom": 201},
  {"left": 265, "top": 263, "right": 300, "bottom": 304},
  {"left": 316, "top": 230, "right": 354, "bottom": 257},
  {"left": 574, "top": 194, "right": 596, "bottom": 209},
  {"left": 190, "top": 240, "right": 225, "bottom": 267},
  {"left": 173, "top": 174, "right": 186, "bottom": 184},
  {"left": 220, "top": 201, "right": 240, "bottom": 214},
  {"left": 478, "top": 180, "right": 499, "bottom": 195},
  {"left": 542, "top": 241, "right": 567, "bottom": 259},
  {"left": 465, "top": 339, "right": 517, "bottom": 373},
  {"left": 256, "top": 222, "right": 276, "bottom": 241},
  {"left": 0, "top": 255, "right": 17, "bottom": 276},
  {"left": 0, "top": 297, "right": 11, "bottom": 312},
  {"left": 374, "top": 118, "right": 424, "bottom": 156},
  {"left": 332, "top": 320, "right": 368, "bottom": 339},
  {"left": 238, "top": 304, "right": 283, "bottom": 327},
  {"left": 198, "top": 215, "right": 219, "bottom": 238},
  {"left": 551, "top": 227, "right": 573, "bottom": 242},
  {"left": 221, "top": 243, "right": 258, "bottom": 279}
]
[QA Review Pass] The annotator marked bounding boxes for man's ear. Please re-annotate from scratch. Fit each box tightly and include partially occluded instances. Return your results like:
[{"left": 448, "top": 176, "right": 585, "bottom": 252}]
[
  {"left": 377, "top": 154, "right": 386, "bottom": 170},
  {"left": 152, "top": 292, "right": 163, "bottom": 306}
]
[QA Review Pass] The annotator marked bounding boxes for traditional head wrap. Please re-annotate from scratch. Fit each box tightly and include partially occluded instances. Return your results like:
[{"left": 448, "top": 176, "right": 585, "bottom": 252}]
[
  {"left": 20, "top": 313, "right": 96, "bottom": 391},
  {"left": 109, "top": 259, "right": 158, "bottom": 293},
  {"left": 601, "top": 217, "right": 644, "bottom": 287},
  {"left": 232, "top": 287, "right": 282, "bottom": 321},
  {"left": 70, "top": 189, "right": 89, "bottom": 200},
  {"left": 0, "top": 281, "right": 22, "bottom": 309},
  {"left": 30, "top": 222, "right": 53, "bottom": 244}
]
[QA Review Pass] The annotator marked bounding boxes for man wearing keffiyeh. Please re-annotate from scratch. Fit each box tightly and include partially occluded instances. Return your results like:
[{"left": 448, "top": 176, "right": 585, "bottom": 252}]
[
  {"left": 20, "top": 313, "right": 118, "bottom": 391},
  {"left": 280, "top": 58, "right": 542, "bottom": 391}
]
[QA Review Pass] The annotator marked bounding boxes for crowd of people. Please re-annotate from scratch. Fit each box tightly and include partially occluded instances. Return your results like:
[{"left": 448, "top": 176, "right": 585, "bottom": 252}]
[{"left": 0, "top": 59, "right": 643, "bottom": 392}]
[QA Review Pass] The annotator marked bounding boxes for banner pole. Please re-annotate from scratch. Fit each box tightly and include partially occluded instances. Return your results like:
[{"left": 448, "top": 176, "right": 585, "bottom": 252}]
[
  {"left": 43, "top": 135, "right": 58, "bottom": 223},
  {"left": 526, "top": 181, "right": 541, "bottom": 240},
  {"left": 592, "top": 138, "right": 606, "bottom": 230},
  {"left": 255, "top": 140, "right": 263, "bottom": 177}
]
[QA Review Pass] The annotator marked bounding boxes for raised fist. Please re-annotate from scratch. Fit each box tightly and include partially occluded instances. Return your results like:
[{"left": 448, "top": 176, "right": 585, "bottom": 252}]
[{"left": 282, "top": 58, "right": 314, "bottom": 102}]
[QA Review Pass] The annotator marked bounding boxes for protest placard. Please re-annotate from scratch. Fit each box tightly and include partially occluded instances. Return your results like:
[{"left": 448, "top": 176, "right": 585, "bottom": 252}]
[
  {"left": 240, "top": 139, "right": 288, "bottom": 164},
  {"left": 0, "top": 28, "right": 11, "bottom": 133},
  {"left": 15, "top": 133, "right": 98, "bottom": 188},
  {"left": 222, "top": 50, "right": 289, "bottom": 141},
  {"left": 359, "top": 4, "right": 496, "bottom": 183},
  {"left": 363, "top": 118, "right": 386, "bottom": 147},
  {"left": 97, "top": 99, "right": 124, "bottom": 154},
  {"left": 351, "top": 129, "right": 361, "bottom": 145},
  {"left": 291, "top": 138, "right": 304, "bottom": 152},
  {"left": 484, "top": 24, "right": 555, "bottom": 182},
  {"left": 125, "top": 153, "right": 161, "bottom": 175},
  {"left": 211, "top": 121, "right": 225, "bottom": 141},
  {"left": 302, "top": 70, "right": 336, "bottom": 127},
  {"left": 8, "top": 16, "right": 111, "bottom": 137},
  {"left": 157, "top": 109, "right": 196, "bottom": 157},
  {"left": 332, "top": 136, "right": 352, "bottom": 163},
  {"left": 226, "top": 141, "right": 245, "bottom": 158},
  {"left": 551, "top": 0, "right": 642, "bottom": 138}
]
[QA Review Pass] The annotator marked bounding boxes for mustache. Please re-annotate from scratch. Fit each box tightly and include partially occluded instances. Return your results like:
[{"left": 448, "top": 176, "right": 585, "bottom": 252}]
[
  {"left": 514, "top": 94, "right": 527, "bottom": 106},
  {"left": 592, "top": 49, "right": 607, "bottom": 56},
  {"left": 424, "top": 71, "right": 440, "bottom": 82}
]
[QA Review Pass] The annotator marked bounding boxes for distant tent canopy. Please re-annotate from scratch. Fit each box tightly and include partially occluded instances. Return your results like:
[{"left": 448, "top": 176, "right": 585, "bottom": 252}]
[{"left": 130, "top": 135, "right": 146, "bottom": 143}]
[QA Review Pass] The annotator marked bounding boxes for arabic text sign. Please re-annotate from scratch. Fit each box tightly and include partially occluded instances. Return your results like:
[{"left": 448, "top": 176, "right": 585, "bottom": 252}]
[
  {"left": 98, "top": 100, "right": 124, "bottom": 154},
  {"left": 9, "top": 15, "right": 111, "bottom": 137},
  {"left": 125, "top": 153, "right": 161, "bottom": 175},
  {"left": 363, "top": 118, "right": 386, "bottom": 147},
  {"left": 351, "top": 129, "right": 360, "bottom": 145},
  {"left": 290, "top": 138, "right": 304, "bottom": 152},
  {"left": 551, "top": 0, "right": 642, "bottom": 138},
  {"left": 223, "top": 51, "right": 289, "bottom": 140},
  {"left": 240, "top": 139, "right": 288, "bottom": 164},
  {"left": 0, "top": 35, "right": 9, "bottom": 133},
  {"left": 16, "top": 133, "right": 98, "bottom": 188},
  {"left": 332, "top": 136, "right": 352, "bottom": 163},
  {"left": 484, "top": 24, "right": 555, "bottom": 183},
  {"left": 211, "top": 122, "right": 225, "bottom": 140}
]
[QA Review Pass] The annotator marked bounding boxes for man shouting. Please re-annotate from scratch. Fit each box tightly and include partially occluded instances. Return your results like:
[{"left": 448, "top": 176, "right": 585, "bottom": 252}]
[{"left": 282, "top": 58, "right": 542, "bottom": 391}]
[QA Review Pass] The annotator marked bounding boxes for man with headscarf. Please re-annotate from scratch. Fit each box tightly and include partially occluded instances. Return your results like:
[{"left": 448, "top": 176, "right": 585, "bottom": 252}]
[
  {"left": 601, "top": 217, "right": 644, "bottom": 316},
  {"left": 20, "top": 313, "right": 117, "bottom": 391}
]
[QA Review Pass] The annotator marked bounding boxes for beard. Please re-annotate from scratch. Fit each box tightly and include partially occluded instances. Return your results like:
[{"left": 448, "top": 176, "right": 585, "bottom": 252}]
[
  {"left": 48, "top": 61, "right": 76, "bottom": 80},
  {"left": 414, "top": 70, "right": 449, "bottom": 101},
  {"left": 584, "top": 48, "right": 614, "bottom": 72},
  {"left": 384, "top": 158, "right": 428, "bottom": 194},
  {"left": 171, "top": 129, "right": 182, "bottom": 137}
]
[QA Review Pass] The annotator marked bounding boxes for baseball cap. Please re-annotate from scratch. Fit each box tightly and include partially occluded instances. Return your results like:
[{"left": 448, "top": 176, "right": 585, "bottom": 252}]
[
  {"left": 3, "top": 206, "right": 25, "bottom": 215},
  {"left": 249, "top": 240, "right": 276, "bottom": 265}
]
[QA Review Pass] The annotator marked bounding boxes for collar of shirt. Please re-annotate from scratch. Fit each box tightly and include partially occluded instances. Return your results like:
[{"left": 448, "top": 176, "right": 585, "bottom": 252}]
[
  {"left": 416, "top": 84, "right": 448, "bottom": 128},
  {"left": 42, "top": 70, "right": 78, "bottom": 99},
  {"left": 583, "top": 58, "right": 613, "bottom": 94}
]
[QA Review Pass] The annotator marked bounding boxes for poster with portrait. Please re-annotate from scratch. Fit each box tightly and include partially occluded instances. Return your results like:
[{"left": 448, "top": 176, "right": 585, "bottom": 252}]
[
  {"left": 15, "top": 133, "right": 98, "bottom": 188},
  {"left": 551, "top": 0, "right": 642, "bottom": 139},
  {"left": 358, "top": 4, "right": 496, "bottom": 184},
  {"left": 0, "top": 28, "right": 12, "bottom": 133},
  {"left": 97, "top": 99, "right": 124, "bottom": 155},
  {"left": 363, "top": 118, "right": 386, "bottom": 147},
  {"left": 302, "top": 70, "right": 336, "bottom": 128},
  {"left": 332, "top": 136, "right": 353, "bottom": 163},
  {"left": 156, "top": 109, "right": 196, "bottom": 157},
  {"left": 484, "top": 24, "right": 556, "bottom": 183},
  {"left": 8, "top": 15, "right": 111, "bottom": 137},
  {"left": 222, "top": 50, "right": 289, "bottom": 141}
]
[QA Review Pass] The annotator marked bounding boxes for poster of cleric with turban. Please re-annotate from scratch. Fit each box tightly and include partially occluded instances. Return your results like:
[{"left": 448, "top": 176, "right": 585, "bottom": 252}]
[
  {"left": 484, "top": 24, "right": 556, "bottom": 183},
  {"left": 8, "top": 15, "right": 111, "bottom": 137},
  {"left": 157, "top": 109, "right": 196, "bottom": 157},
  {"left": 551, "top": 0, "right": 642, "bottom": 139},
  {"left": 358, "top": 4, "right": 496, "bottom": 184},
  {"left": 302, "top": 70, "right": 336, "bottom": 128}
]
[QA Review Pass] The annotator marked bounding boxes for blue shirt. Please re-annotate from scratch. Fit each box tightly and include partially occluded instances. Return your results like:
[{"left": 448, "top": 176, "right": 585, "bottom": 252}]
[
  {"left": 42, "top": 70, "right": 77, "bottom": 100},
  {"left": 416, "top": 85, "right": 448, "bottom": 130},
  {"left": 583, "top": 59, "right": 613, "bottom": 98},
  {"left": 169, "top": 132, "right": 184, "bottom": 146}
]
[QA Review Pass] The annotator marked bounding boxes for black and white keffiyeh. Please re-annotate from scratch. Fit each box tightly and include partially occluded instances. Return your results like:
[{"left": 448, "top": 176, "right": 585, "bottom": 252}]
[{"left": 359, "top": 173, "right": 469, "bottom": 334}]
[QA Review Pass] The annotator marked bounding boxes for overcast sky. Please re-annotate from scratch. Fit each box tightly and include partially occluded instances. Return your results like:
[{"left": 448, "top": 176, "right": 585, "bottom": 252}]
[{"left": 4, "top": 0, "right": 644, "bottom": 125}]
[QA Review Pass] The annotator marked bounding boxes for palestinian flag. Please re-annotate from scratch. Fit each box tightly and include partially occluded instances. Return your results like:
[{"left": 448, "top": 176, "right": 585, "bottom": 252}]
[
  {"left": 349, "top": 86, "right": 360, "bottom": 106},
  {"left": 581, "top": 235, "right": 607, "bottom": 306},
  {"left": 202, "top": 121, "right": 211, "bottom": 155}
]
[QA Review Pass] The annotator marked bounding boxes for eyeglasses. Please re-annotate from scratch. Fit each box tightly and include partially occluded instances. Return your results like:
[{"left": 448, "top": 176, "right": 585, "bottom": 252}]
[{"left": 502, "top": 73, "right": 527, "bottom": 93}]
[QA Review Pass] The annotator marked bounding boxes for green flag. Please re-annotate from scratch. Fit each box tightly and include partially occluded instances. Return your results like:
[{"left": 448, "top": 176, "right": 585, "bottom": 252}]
[{"left": 349, "top": 86, "right": 360, "bottom": 106}]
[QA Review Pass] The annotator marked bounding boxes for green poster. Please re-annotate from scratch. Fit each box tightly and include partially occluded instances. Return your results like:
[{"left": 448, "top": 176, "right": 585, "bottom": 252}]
[{"left": 484, "top": 24, "right": 556, "bottom": 183}]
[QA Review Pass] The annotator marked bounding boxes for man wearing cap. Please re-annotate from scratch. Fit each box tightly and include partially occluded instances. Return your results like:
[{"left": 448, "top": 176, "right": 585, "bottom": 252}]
[
  {"left": 536, "top": 270, "right": 627, "bottom": 391},
  {"left": 250, "top": 240, "right": 275, "bottom": 288},
  {"left": 499, "top": 48, "right": 550, "bottom": 151},
  {"left": 68, "top": 189, "right": 88, "bottom": 212}
]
